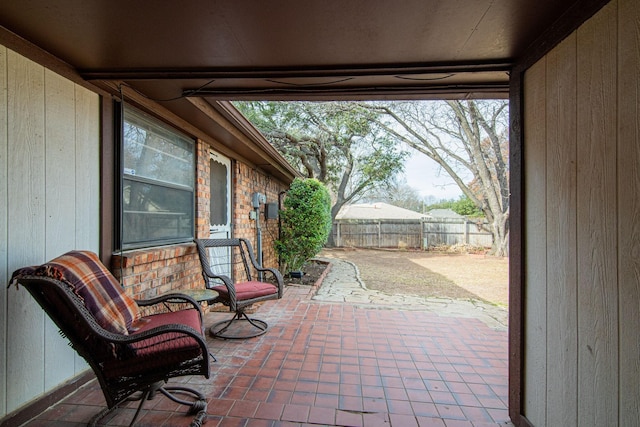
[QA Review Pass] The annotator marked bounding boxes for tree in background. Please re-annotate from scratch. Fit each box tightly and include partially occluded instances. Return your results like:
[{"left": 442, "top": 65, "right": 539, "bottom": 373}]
[
  {"left": 364, "top": 100, "right": 509, "bottom": 256},
  {"left": 235, "top": 101, "right": 407, "bottom": 245},
  {"left": 276, "top": 178, "right": 332, "bottom": 274},
  {"left": 425, "top": 195, "right": 484, "bottom": 217},
  {"left": 360, "top": 176, "right": 428, "bottom": 213}
]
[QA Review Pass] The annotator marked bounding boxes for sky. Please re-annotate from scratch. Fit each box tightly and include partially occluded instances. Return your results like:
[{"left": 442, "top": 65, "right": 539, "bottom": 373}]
[{"left": 403, "top": 152, "right": 463, "bottom": 201}]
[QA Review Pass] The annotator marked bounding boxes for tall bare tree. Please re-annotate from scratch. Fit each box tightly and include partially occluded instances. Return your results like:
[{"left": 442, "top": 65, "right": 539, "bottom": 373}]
[
  {"left": 360, "top": 176, "right": 429, "bottom": 213},
  {"left": 364, "top": 100, "right": 509, "bottom": 256}
]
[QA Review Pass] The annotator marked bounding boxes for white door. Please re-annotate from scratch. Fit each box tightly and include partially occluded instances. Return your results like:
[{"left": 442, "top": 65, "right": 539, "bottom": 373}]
[{"left": 209, "top": 151, "right": 231, "bottom": 277}]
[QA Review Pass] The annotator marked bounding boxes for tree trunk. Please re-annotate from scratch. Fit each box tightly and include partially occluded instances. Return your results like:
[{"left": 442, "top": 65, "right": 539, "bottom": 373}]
[
  {"left": 489, "top": 212, "right": 509, "bottom": 256},
  {"left": 326, "top": 199, "right": 347, "bottom": 247}
]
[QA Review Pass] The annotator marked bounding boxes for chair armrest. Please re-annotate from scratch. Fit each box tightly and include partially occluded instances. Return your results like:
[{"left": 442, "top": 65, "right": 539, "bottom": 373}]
[
  {"left": 202, "top": 272, "right": 235, "bottom": 294},
  {"left": 254, "top": 267, "right": 284, "bottom": 296},
  {"left": 125, "top": 323, "right": 206, "bottom": 347},
  {"left": 239, "top": 238, "right": 284, "bottom": 292},
  {"left": 121, "top": 322, "right": 204, "bottom": 344},
  {"left": 136, "top": 292, "right": 205, "bottom": 325},
  {"left": 136, "top": 292, "right": 201, "bottom": 306}
]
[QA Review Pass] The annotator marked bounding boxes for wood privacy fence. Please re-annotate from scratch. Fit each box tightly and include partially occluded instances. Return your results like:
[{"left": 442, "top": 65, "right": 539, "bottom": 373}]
[{"left": 332, "top": 218, "right": 493, "bottom": 249}]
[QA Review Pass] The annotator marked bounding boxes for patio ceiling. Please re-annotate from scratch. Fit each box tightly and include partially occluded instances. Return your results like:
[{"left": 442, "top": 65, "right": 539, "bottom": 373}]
[
  {"left": 0, "top": 0, "right": 593, "bottom": 182},
  {"left": 1, "top": 0, "right": 582, "bottom": 101}
]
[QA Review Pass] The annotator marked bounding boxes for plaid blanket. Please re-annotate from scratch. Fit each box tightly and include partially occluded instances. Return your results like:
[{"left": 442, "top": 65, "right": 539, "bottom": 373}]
[{"left": 11, "top": 250, "right": 140, "bottom": 335}]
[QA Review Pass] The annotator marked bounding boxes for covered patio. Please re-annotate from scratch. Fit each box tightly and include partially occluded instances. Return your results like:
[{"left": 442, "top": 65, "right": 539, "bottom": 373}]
[
  {"left": 22, "top": 279, "right": 508, "bottom": 427},
  {"left": 4, "top": 1, "right": 638, "bottom": 426}
]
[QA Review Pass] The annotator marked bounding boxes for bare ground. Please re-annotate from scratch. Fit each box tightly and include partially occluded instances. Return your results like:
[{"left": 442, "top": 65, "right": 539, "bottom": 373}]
[{"left": 318, "top": 247, "right": 509, "bottom": 307}]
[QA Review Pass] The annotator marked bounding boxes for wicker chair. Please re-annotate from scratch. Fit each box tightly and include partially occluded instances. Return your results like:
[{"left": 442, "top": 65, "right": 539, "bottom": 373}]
[
  {"left": 9, "top": 250, "right": 210, "bottom": 427},
  {"left": 194, "top": 238, "right": 284, "bottom": 339}
]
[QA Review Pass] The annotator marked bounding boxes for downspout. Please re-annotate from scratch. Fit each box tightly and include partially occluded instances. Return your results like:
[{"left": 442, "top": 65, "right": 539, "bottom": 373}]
[{"left": 277, "top": 190, "right": 287, "bottom": 270}]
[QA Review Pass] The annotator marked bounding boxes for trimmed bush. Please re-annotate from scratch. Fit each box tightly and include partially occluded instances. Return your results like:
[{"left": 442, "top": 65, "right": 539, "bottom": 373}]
[{"left": 276, "top": 178, "right": 332, "bottom": 274}]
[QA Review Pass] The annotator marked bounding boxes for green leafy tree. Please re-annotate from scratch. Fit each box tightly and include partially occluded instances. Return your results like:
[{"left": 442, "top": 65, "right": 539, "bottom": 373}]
[
  {"left": 425, "top": 196, "right": 482, "bottom": 216},
  {"left": 276, "top": 178, "right": 332, "bottom": 274},
  {"left": 451, "top": 196, "right": 484, "bottom": 217},
  {"left": 425, "top": 199, "right": 456, "bottom": 211},
  {"left": 235, "top": 101, "right": 407, "bottom": 246}
]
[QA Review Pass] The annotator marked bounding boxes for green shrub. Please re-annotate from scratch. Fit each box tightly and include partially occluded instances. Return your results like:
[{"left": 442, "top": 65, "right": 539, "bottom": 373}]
[
  {"left": 451, "top": 196, "right": 483, "bottom": 217},
  {"left": 426, "top": 195, "right": 484, "bottom": 218},
  {"left": 276, "top": 178, "right": 332, "bottom": 274}
]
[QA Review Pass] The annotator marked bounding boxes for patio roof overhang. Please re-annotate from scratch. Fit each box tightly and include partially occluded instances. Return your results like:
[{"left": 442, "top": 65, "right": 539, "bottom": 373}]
[
  {"left": 0, "top": 0, "right": 603, "bottom": 183},
  {"left": 0, "top": 0, "right": 593, "bottom": 101}
]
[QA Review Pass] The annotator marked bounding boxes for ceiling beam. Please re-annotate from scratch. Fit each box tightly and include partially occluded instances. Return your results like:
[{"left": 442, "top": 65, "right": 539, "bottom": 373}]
[
  {"left": 181, "top": 83, "right": 509, "bottom": 101},
  {"left": 79, "top": 61, "right": 512, "bottom": 81}
]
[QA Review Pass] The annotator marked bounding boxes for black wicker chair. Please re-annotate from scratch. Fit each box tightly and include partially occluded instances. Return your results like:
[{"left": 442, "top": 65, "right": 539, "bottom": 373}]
[
  {"left": 9, "top": 250, "right": 210, "bottom": 427},
  {"left": 194, "top": 238, "right": 284, "bottom": 339}
]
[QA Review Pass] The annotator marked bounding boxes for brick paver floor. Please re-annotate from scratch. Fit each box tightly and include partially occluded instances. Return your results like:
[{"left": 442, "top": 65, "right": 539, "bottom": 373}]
[{"left": 21, "top": 261, "right": 511, "bottom": 427}]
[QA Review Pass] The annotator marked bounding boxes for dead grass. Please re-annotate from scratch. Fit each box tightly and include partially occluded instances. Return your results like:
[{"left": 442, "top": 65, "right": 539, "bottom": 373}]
[{"left": 319, "top": 247, "right": 509, "bottom": 306}]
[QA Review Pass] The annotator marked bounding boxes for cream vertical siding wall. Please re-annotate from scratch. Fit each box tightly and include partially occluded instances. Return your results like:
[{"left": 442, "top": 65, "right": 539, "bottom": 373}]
[
  {"left": 0, "top": 46, "right": 100, "bottom": 417},
  {"left": 523, "top": 0, "right": 640, "bottom": 425}
]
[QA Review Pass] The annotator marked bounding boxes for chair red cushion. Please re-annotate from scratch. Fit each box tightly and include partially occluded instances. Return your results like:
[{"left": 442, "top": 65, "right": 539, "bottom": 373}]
[
  {"left": 131, "top": 309, "right": 202, "bottom": 355},
  {"left": 212, "top": 281, "right": 278, "bottom": 301},
  {"left": 102, "top": 309, "right": 204, "bottom": 378}
]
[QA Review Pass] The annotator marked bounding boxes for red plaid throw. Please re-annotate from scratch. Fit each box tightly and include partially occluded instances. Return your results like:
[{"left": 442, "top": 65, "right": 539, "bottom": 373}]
[{"left": 13, "top": 251, "right": 140, "bottom": 335}]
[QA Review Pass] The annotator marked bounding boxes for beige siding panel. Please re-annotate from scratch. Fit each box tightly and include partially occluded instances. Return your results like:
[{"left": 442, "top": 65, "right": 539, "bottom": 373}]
[
  {"left": 73, "top": 84, "right": 99, "bottom": 374},
  {"left": 545, "top": 34, "right": 578, "bottom": 427},
  {"left": 523, "top": 58, "right": 547, "bottom": 427},
  {"left": 74, "top": 85, "right": 100, "bottom": 251},
  {"left": 1, "top": 49, "right": 101, "bottom": 416},
  {"left": 618, "top": 0, "right": 640, "bottom": 423},
  {"left": 576, "top": 3, "right": 619, "bottom": 426},
  {"left": 0, "top": 44, "right": 8, "bottom": 417},
  {"left": 6, "top": 50, "right": 46, "bottom": 413},
  {"left": 43, "top": 69, "right": 78, "bottom": 389}
]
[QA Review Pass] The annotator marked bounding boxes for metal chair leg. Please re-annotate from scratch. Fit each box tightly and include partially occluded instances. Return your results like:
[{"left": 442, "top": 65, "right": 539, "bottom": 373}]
[
  {"left": 209, "top": 311, "right": 269, "bottom": 339},
  {"left": 87, "top": 381, "right": 208, "bottom": 427}
]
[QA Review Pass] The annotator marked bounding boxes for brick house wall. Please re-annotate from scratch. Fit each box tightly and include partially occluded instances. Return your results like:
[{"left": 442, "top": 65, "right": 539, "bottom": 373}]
[
  {"left": 233, "top": 161, "right": 283, "bottom": 271},
  {"left": 113, "top": 139, "right": 289, "bottom": 300}
]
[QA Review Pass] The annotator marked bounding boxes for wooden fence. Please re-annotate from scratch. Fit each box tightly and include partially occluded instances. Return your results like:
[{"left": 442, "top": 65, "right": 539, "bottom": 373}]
[{"left": 332, "top": 218, "right": 493, "bottom": 249}]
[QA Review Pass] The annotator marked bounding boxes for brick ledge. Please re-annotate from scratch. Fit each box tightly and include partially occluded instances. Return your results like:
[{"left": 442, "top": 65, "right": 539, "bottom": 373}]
[{"left": 112, "top": 242, "right": 197, "bottom": 268}]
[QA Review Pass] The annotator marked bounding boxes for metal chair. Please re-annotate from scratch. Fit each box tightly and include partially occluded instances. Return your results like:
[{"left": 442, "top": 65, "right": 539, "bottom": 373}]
[
  {"left": 194, "top": 238, "right": 284, "bottom": 339},
  {"left": 9, "top": 250, "right": 210, "bottom": 427}
]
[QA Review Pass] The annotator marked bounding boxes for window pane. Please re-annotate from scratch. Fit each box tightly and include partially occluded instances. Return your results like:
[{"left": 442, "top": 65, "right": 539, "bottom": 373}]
[
  {"left": 210, "top": 159, "right": 228, "bottom": 225},
  {"left": 123, "top": 178, "right": 193, "bottom": 246},
  {"left": 124, "top": 109, "right": 194, "bottom": 188},
  {"left": 120, "top": 106, "right": 195, "bottom": 249}
]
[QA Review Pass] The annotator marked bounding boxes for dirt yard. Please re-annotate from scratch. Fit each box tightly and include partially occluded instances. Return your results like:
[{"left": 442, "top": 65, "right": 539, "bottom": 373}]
[{"left": 319, "top": 248, "right": 509, "bottom": 306}]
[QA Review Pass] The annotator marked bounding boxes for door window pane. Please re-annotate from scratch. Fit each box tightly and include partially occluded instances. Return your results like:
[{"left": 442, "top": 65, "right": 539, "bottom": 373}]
[{"left": 210, "top": 159, "right": 228, "bottom": 226}]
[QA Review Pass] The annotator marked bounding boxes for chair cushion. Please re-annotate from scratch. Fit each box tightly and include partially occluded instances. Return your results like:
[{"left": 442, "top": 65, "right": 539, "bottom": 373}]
[
  {"left": 102, "top": 309, "right": 204, "bottom": 379},
  {"left": 14, "top": 251, "right": 140, "bottom": 335},
  {"left": 212, "top": 281, "right": 278, "bottom": 301},
  {"left": 130, "top": 309, "right": 203, "bottom": 356}
]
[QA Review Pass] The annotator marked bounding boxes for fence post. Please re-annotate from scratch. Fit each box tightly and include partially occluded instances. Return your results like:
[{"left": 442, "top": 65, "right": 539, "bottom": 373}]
[
  {"left": 464, "top": 219, "right": 469, "bottom": 244},
  {"left": 336, "top": 222, "right": 341, "bottom": 247},
  {"left": 406, "top": 222, "right": 409, "bottom": 247},
  {"left": 377, "top": 221, "right": 381, "bottom": 248}
]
